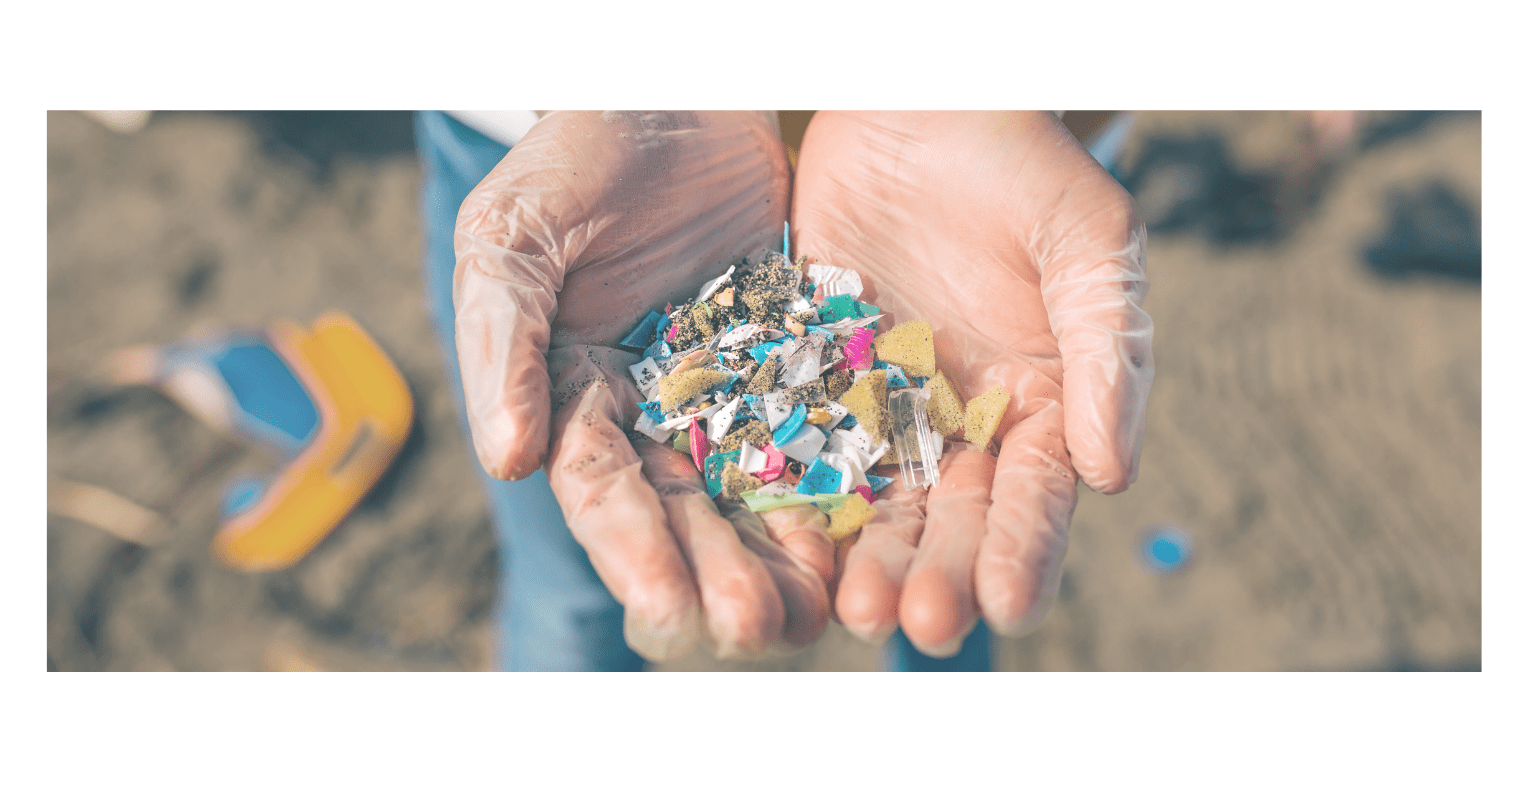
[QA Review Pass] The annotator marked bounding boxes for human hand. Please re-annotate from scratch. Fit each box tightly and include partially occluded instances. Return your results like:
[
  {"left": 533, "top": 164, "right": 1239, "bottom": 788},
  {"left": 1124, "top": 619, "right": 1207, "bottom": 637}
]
[
  {"left": 453, "top": 111, "right": 837, "bottom": 661},
  {"left": 792, "top": 111, "right": 1154, "bottom": 656}
]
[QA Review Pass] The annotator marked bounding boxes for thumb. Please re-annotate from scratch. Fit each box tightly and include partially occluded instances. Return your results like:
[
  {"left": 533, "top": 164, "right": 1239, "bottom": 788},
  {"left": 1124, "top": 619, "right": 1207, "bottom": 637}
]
[
  {"left": 1039, "top": 202, "right": 1155, "bottom": 495},
  {"left": 453, "top": 193, "right": 564, "bottom": 481}
]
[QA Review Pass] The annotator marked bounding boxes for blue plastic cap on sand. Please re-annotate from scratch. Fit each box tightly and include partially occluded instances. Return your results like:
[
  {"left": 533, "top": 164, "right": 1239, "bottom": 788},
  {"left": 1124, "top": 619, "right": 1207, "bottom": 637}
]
[{"left": 1143, "top": 526, "right": 1193, "bottom": 572}]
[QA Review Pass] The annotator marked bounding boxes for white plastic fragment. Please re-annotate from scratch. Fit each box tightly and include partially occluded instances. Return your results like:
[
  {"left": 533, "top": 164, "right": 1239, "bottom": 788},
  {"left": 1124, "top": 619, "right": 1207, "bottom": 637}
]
[
  {"left": 778, "top": 339, "right": 823, "bottom": 387},
  {"left": 781, "top": 295, "right": 815, "bottom": 315},
  {"left": 633, "top": 410, "right": 674, "bottom": 443},
  {"left": 815, "top": 401, "right": 849, "bottom": 432},
  {"left": 628, "top": 357, "right": 662, "bottom": 401},
  {"left": 707, "top": 396, "right": 742, "bottom": 443},
  {"left": 718, "top": 323, "right": 784, "bottom": 350},
  {"left": 693, "top": 263, "right": 736, "bottom": 303},
  {"left": 738, "top": 442, "right": 769, "bottom": 474},
  {"left": 775, "top": 423, "right": 828, "bottom": 465},
  {"left": 656, "top": 407, "right": 712, "bottom": 431},
  {"left": 828, "top": 424, "right": 888, "bottom": 472},
  {"left": 807, "top": 263, "right": 864, "bottom": 299},
  {"left": 816, "top": 451, "right": 860, "bottom": 494},
  {"left": 763, "top": 392, "right": 795, "bottom": 429}
]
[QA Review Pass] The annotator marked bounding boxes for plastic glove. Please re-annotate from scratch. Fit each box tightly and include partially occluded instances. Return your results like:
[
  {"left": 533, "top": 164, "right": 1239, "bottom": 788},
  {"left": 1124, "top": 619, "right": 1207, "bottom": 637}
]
[
  {"left": 454, "top": 111, "right": 834, "bottom": 662},
  {"left": 792, "top": 111, "right": 1154, "bottom": 656}
]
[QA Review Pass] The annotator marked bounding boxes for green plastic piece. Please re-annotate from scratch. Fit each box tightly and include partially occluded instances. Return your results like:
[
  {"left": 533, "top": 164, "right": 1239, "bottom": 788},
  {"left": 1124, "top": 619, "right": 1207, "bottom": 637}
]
[{"left": 740, "top": 490, "right": 850, "bottom": 514}]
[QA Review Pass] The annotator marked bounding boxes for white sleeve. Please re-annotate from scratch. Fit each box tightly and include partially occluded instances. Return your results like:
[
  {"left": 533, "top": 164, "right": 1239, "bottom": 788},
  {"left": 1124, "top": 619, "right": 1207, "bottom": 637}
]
[{"left": 444, "top": 110, "right": 541, "bottom": 148}]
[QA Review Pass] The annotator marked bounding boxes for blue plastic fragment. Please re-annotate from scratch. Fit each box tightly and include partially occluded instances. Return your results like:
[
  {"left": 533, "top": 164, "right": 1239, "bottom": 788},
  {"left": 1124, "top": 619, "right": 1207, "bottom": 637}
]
[
  {"left": 885, "top": 366, "right": 910, "bottom": 388},
  {"left": 866, "top": 474, "right": 895, "bottom": 493},
  {"left": 749, "top": 341, "right": 779, "bottom": 364},
  {"left": 642, "top": 338, "right": 672, "bottom": 364},
  {"left": 772, "top": 420, "right": 806, "bottom": 450},
  {"left": 836, "top": 413, "right": 859, "bottom": 430},
  {"left": 773, "top": 403, "right": 807, "bottom": 436},
  {"left": 797, "top": 458, "right": 843, "bottom": 496},
  {"left": 620, "top": 310, "right": 666, "bottom": 352},
  {"left": 783, "top": 221, "right": 790, "bottom": 260},
  {"left": 637, "top": 401, "right": 665, "bottom": 423},
  {"left": 744, "top": 394, "right": 767, "bottom": 421},
  {"left": 1142, "top": 526, "right": 1193, "bottom": 572}
]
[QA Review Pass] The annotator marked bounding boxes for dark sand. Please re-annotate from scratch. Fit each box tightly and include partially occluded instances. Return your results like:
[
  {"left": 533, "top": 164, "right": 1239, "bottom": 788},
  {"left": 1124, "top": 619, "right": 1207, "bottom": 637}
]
[{"left": 47, "top": 111, "right": 1480, "bottom": 671}]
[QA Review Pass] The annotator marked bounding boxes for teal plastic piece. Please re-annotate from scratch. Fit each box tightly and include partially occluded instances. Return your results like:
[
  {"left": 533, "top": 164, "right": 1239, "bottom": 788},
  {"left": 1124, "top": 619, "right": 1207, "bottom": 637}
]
[
  {"left": 703, "top": 450, "right": 742, "bottom": 498},
  {"left": 772, "top": 406, "right": 808, "bottom": 446},
  {"left": 797, "top": 458, "right": 843, "bottom": 496}
]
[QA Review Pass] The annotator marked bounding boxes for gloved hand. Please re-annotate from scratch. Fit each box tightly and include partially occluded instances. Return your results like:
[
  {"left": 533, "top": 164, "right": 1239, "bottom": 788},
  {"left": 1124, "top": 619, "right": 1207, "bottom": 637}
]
[
  {"left": 453, "top": 111, "right": 836, "bottom": 662},
  {"left": 792, "top": 111, "right": 1155, "bottom": 656}
]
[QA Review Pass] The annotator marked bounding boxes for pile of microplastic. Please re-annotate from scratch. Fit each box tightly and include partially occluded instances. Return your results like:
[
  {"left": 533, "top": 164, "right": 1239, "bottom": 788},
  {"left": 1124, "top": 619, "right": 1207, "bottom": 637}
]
[{"left": 622, "top": 247, "right": 1011, "bottom": 540}]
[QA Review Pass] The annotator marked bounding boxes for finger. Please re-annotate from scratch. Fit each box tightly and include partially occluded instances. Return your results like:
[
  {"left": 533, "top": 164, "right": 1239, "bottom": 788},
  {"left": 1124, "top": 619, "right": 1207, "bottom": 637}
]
[
  {"left": 720, "top": 502, "right": 833, "bottom": 652},
  {"left": 898, "top": 448, "right": 995, "bottom": 658},
  {"left": 833, "top": 478, "right": 926, "bottom": 646},
  {"left": 544, "top": 347, "right": 701, "bottom": 662},
  {"left": 637, "top": 442, "right": 785, "bottom": 660},
  {"left": 1036, "top": 169, "right": 1155, "bottom": 494},
  {"left": 757, "top": 503, "right": 835, "bottom": 586},
  {"left": 976, "top": 399, "right": 1078, "bottom": 636}
]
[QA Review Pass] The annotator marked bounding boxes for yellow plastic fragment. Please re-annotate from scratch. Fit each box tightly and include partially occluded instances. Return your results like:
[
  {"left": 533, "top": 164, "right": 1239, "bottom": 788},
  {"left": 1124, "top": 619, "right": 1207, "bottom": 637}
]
[
  {"left": 964, "top": 385, "right": 1011, "bottom": 449},
  {"left": 873, "top": 319, "right": 936, "bottom": 378},
  {"left": 925, "top": 370, "right": 966, "bottom": 437},
  {"left": 826, "top": 493, "right": 876, "bottom": 540},
  {"left": 836, "top": 369, "right": 890, "bottom": 443}
]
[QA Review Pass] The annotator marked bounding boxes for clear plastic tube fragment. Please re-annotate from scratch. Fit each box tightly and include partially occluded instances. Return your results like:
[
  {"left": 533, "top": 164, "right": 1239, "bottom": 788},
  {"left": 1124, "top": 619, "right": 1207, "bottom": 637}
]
[{"left": 887, "top": 387, "right": 940, "bottom": 490}]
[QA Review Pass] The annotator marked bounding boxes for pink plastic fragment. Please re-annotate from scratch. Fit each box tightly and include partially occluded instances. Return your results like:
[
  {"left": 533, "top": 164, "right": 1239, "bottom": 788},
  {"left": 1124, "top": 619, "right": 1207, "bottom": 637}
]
[
  {"left": 665, "top": 324, "right": 678, "bottom": 342},
  {"left": 752, "top": 442, "right": 787, "bottom": 482},
  {"left": 690, "top": 418, "right": 708, "bottom": 472},
  {"left": 845, "top": 327, "right": 875, "bottom": 370},
  {"left": 854, "top": 485, "right": 875, "bottom": 504}
]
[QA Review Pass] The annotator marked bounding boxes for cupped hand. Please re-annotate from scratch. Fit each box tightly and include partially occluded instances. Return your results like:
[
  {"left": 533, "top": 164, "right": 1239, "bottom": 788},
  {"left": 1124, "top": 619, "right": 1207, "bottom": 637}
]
[
  {"left": 453, "top": 111, "right": 834, "bottom": 661},
  {"left": 792, "top": 111, "right": 1154, "bottom": 656}
]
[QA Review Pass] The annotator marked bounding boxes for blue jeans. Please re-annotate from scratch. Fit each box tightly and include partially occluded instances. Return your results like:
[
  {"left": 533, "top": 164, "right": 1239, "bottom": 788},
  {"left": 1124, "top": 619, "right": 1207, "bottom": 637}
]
[{"left": 414, "top": 110, "right": 992, "bottom": 671}]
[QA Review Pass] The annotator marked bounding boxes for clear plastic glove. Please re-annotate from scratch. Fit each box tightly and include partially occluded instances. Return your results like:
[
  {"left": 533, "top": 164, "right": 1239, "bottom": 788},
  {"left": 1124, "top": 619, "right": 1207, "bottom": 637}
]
[
  {"left": 793, "top": 111, "right": 1154, "bottom": 656},
  {"left": 453, "top": 111, "right": 835, "bottom": 662}
]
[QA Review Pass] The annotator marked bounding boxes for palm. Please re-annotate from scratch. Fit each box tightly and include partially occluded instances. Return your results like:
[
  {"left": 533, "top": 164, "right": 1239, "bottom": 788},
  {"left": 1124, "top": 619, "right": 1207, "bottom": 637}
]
[
  {"left": 791, "top": 111, "right": 1151, "bottom": 653},
  {"left": 456, "top": 111, "right": 846, "bottom": 661}
]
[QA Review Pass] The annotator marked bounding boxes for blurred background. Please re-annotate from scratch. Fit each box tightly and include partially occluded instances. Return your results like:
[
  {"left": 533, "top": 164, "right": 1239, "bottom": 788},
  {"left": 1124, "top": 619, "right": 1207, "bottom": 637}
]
[{"left": 46, "top": 110, "right": 1480, "bottom": 671}]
